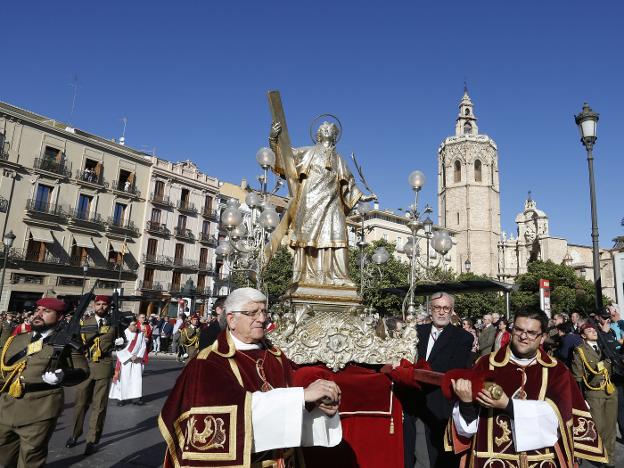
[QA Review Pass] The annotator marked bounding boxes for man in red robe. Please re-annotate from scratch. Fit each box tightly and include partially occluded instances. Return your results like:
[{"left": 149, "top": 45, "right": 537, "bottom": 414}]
[
  {"left": 447, "top": 307, "right": 609, "bottom": 467},
  {"left": 159, "top": 287, "right": 343, "bottom": 467}
]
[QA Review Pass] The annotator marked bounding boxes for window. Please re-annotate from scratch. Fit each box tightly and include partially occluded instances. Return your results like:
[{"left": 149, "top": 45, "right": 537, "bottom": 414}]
[
  {"left": 147, "top": 238, "right": 158, "bottom": 257},
  {"left": 81, "top": 158, "right": 101, "bottom": 183},
  {"left": 474, "top": 160, "right": 482, "bottom": 182},
  {"left": 204, "top": 195, "right": 213, "bottom": 211},
  {"left": 454, "top": 160, "right": 462, "bottom": 183},
  {"left": 0, "top": 133, "right": 7, "bottom": 156},
  {"left": 154, "top": 180, "right": 165, "bottom": 197},
  {"left": 113, "top": 203, "right": 127, "bottom": 225},
  {"left": 491, "top": 164, "right": 495, "bottom": 186},
  {"left": 200, "top": 248, "right": 208, "bottom": 265},
  {"left": 197, "top": 274, "right": 206, "bottom": 291},
  {"left": 463, "top": 122, "right": 472, "bottom": 135},
  {"left": 118, "top": 169, "right": 134, "bottom": 191},
  {"left": 151, "top": 208, "right": 161, "bottom": 223},
  {"left": 35, "top": 184, "right": 53, "bottom": 211},
  {"left": 172, "top": 271, "right": 181, "bottom": 289},
  {"left": 442, "top": 164, "right": 446, "bottom": 188},
  {"left": 465, "top": 108, "right": 471, "bottom": 116},
  {"left": 76, "top": 194, "right": 92, "bottom": 219},
  {"left": 177, "top": 215, "right": 187, "bottom": 230},
  {"left": 108, "top": 245, "right": 122, "bottom": 267},
  {"left": 70, "top": 243, "right": 89, "bottom": 266},
  {"left": 202, "top": 220, "right": 210, "bottom": 234},
  {"left": 44, "top": 146, "right": 62, "bottom": 161},
  {"left": 26, "top": 238, "right": 46, "bottom": 262},
  {"left": 181, "top": 188, "right": 190, "bottom": 205},
  {"left": 457, "top": 212, "right": 460, "bottom": 225},
  {"left": 174, "top": 243, "right": 184, "bottom": 260},
  {"left": 143, "top": 268, "right": 154, "bottom": 283}
]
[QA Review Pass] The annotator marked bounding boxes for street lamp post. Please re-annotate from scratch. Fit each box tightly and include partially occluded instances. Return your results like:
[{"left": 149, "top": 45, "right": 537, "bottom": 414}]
[
  {"left": 0, "top": 230, "right": 16, "bottom": 308},
  {"left": 575, "top": 103, "right": 603, "bottom": 312}
]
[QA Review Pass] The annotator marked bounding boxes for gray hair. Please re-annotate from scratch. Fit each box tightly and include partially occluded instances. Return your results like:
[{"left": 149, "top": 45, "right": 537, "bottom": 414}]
[
  {"left": 224, "top": 287, "right": 267, "bottom": 313},
  {"left": 430, "top": 291, "right": 455, "bottom": 307}
]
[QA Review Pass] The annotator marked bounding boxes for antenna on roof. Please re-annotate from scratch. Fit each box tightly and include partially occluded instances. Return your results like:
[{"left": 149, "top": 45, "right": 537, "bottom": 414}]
[
  {"left": 68, "top": 75, "right": 79, "bottom": 125},
  {"left": 119, "top": 117, "right": 127, "bottom": 146}
]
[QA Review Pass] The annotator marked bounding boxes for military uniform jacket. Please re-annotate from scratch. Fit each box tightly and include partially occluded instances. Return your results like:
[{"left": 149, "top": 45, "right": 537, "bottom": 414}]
[
  {"left": 81, "top": 314, "right": 116, "bottom": 380},
  {"left": 571, "top": 341, "right": 614, "bottom": 396},
  {"left": 181, "top": 325, "right": 200, "bottom": 349},
  {"left": 0, "top": 331, "right": 89, "bottom": 426}
]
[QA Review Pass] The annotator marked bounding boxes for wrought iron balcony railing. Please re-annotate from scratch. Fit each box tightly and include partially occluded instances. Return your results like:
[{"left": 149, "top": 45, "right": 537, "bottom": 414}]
[
  {"left": 174, "top": 227, "right": 195, "bottom": 241},
  {"left": 198, "top": 233, "right": 218, "bottom": 246},
  {"left": 26, "top": 199, "right": 66, "bottom": 217},
  {"left": 145, "top": 221, "right": 171, "bottom": 236},
  {"left": 70, "top": 208, "right": 105, "bottom": 226},
  {"left": 142, "top": 253, "right": 173, "bottom": 267},
  {"left": 106, "top": 217, "right": 139, "bottom": 235},
  {"left": 8, "top": 248, "right": 65, "bottom": 265},
  {"left": 150, "top": 193, "right": 173, "bottom": 207},
  {"left": 201, "top": 207, "right": 218, "bottom": 220},
  {"left": 34, "top": 158, "right": 71, "bottom": 177},
  {"left": 173, "top": 257, "right": 199, "bottom": 270},
  {"left": 139, "top": 280, "right": 165, "bottom": 291},
  {"left": 112, "top": 180, "right": 140, "bottom": 197},
  {"left": 177, "top": 200, "right": 197, "bottom": 214},
  {"left": 75, "top": 169, "right": 107, "bottom": 186},
  {"left": 198, "top": 262, "right": 214, "bottom": 274}
]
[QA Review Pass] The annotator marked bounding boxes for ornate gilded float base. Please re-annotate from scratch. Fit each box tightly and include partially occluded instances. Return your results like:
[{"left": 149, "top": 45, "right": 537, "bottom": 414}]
[{"left": 270, "top": 285, "right": 417, "bottom": 371}]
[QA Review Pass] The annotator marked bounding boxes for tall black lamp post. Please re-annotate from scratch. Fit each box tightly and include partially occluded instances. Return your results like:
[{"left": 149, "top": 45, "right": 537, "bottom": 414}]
[
  {"left": 0, "top": 230, "right": 16, "bottom": 306},
  {"left": 575, "top": 103, "right": 603, "bottom": 312}
]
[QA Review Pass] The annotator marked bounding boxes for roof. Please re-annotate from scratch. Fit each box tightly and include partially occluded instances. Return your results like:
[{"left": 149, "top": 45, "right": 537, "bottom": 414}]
[{"left": 382, "top": 279, "right": 517, "bottom": 296}]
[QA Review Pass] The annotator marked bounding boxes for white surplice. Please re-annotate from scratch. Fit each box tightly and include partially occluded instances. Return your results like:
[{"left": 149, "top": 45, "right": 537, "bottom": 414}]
[
  {"left": 229, "top": 333, "right": 342, "bottom": 453},
  {"left": 109, "top": 329, "right": 146, "bottom": 401}
]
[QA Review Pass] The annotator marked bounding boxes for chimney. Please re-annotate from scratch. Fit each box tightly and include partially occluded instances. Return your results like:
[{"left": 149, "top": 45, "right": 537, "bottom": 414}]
[{"left": 240, "top": 178, "right": 248, "bottom": 190}]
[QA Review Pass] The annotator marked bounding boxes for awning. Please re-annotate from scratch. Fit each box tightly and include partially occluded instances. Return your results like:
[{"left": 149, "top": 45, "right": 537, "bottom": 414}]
[
  {"left": 109, "top": 240, "right": 124, "bottom": 252},
  {"left": 30, "top": 227, "right": 54, "bottom": 244},
  {"left": 73, "top": 235, "right": 94, "bottom": 249}
]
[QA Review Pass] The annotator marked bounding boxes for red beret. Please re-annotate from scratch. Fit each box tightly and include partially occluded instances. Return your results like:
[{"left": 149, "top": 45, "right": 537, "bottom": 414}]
[
  {"left": 580, "top": 322, "right": 596, "bottom": 333},
  {"left": 36, "top": 298, "right": 68, "bottom": 313},
  {"left": 94, "top": 295, "right": 111, "bottom": 304}
]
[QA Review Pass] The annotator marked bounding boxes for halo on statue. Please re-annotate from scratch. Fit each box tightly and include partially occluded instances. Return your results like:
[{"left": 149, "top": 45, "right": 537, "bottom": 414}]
[{"left": 309, "top": 113, "right": 343, "bottom": 144}]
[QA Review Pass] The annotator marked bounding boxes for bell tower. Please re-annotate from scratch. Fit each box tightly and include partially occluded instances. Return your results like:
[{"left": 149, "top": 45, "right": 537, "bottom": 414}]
[{"left": 438, "top": 88, "right": 501, "bottom": 276}]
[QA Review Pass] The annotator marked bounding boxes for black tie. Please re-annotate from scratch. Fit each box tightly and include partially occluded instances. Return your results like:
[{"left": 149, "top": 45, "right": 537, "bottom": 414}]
[
  {"left": 593, "top": 345, "right": 599, "bottom": 353},
  {"left": 31, "top": 332, "right": 42, "bottom": 342}
]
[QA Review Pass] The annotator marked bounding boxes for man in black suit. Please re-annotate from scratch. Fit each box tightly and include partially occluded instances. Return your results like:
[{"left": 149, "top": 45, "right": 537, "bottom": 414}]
[
  {"left": 198, "top": 296, "right": 226, "bottom": 350},
  {"left": 403, "top": 291, "right": 474, "bottom": 468}
]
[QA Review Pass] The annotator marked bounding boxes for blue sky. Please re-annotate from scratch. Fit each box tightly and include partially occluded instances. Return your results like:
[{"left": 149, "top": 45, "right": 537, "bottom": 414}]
[{"left": 2, "top": 1, "right": 622, "bottom": 247}]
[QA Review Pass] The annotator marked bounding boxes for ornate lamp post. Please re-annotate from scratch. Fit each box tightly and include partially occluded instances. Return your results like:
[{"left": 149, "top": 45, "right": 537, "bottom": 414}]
[
  {"left": 401, "top": 171, "right": 453, "bottom": 317},
  {"left": 464, "top": 258, "right": 472, "bottom": 274},
  {"left": 216, "top": 147, "right": 281, "bottom": 295},
  {"left": 575, "top": 103, "right": 603, "bottom": 311},
  {"left": 0, "top": 230, "right": 15, "bottom": 305}
]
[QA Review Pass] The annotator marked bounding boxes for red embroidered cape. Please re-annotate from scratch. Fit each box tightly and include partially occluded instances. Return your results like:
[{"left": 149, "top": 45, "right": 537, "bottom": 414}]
[
  {"left": 159, "top": 330, "right": 292, "bottom": 467},
  {"left": 445, "top": 345, "right": 608, "bottom": 467}
]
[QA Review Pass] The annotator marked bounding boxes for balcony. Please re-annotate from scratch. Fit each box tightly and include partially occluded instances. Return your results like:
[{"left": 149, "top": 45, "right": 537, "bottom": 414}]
[
  {"left": 145, "top": 221, "right": 171, "bottom": 236},
  {"left": 105, "top": 260, "right": 134, "bottom": 273},
  {"left": 198, "top": 262, "right": 214, "bottom": 274},
  {"left": 26, "top": 199, "right": 66, "bottom": 218},
  {"left": 69, "top": 256, "right": 95, "bottom": 267},
  {"left": 199, "top": 233, "right": 218, "bottom": 246},
  {"left": 34, "top": 158, "right": 71, "bottom": 177},
  {"left": 142, "top": 253, "right": 173, "bottom": 268},
  {"left": 169, "top": 283, "right": 182, "bottom": 294},
  {"left": 201, "top": 206, "right": 219, "bottom": 220},
  {"left": 174, "top": 227, "right": 195, "bottom": 242},
  {"left": 139, "top": 280, "right": 165, "bottom": 292},
  {"left": 8, "top": 247, "right": 65, "bottom": 266},
  {"left": 150, "top": 193, "right": 173, "bottom": 207},
  {"left": 106, "top": 217, "right": 139, "bottom": 236},
  {"left": 69, "top": 208, "right": 105, "bottom": 227},
  {"left": 195, "top": 287, "right": 212, "bottom": 297},
  {"left": 75, "top": 169, "right": 107, "bottom": 187},
  {"left": 177, "top": 200, "right": 197, "bottom": 215},
  {"left": 172, "top": 257, "right": 199, "bottom": 270},
  {"left": 112, "top": 180, "right": 140, "bottom": 197}
]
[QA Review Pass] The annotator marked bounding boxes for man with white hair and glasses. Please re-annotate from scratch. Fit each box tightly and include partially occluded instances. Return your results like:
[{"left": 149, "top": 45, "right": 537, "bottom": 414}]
[
  {"left": 159, "top": 287, "right": 342, "bottom": 467},
  {"left": 403, "top": 291, "right": 474, "bottom": 468}
]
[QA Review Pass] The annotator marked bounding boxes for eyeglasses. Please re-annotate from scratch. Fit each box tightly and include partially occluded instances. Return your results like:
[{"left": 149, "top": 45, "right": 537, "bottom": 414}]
[
  {"left": 230, "top": 309, "right": 269, "bottom": 320},
  {"left": 512, "top": 327, "right": 542, "bottom": 340},
  {"left": 431, "top": 305, "right": 453, "bottom": 313}
]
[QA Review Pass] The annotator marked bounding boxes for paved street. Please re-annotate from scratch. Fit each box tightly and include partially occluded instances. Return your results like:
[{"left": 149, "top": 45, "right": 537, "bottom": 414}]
[
  {"left": 46, "top": 355, "right": 184, "bottom": 468},
  {"left": 43, "top": 354, "right": 624, "bottom": 467}
]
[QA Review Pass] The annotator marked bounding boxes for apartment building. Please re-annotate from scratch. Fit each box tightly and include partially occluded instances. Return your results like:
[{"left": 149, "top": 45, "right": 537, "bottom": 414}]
[
  {"left": 138, "top": 158, "right": 220, "bottom": 317},
  {"left": 0, "top": 102, "right": 151, "bottom": 311}
]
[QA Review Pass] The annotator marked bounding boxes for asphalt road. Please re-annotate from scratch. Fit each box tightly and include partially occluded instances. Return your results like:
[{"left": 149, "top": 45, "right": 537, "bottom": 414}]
[
  {"left": 43, "top": 355, "right": 624, "bottom": 467},
  {"left": 46, "top": 355, "right": 184, "bottom": 468}
]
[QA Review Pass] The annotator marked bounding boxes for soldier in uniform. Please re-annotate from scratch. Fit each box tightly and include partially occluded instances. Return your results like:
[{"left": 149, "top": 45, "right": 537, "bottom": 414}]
[
  {"left": 0, "top": 298, "right": 89, "bottom": 468},
  {"left": 180, "top": 314, "right": 200, "bottom": 362},
  {"left": 66, "top": 295, "right": 124, "bottom": 456},
  {"left": 572, "top": 322, "right": 618, "bottom": 467}
]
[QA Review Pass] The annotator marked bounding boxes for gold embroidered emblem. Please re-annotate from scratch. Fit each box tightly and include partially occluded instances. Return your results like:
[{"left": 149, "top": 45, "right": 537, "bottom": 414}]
[
  {"left": 573, "top": 417, "right": 598, "bottom": 442},
  {"left": 185, "top": 415, "right": 227, "bottom": 451},
  {"left": 27, "top": 340, "right": 43, "bottom": 355},
  {"left": 494, "top": 416, "right": 512, "bottom": 447},
  {"left": 99, "top": 326, "right": 111, "bottom": 333}
]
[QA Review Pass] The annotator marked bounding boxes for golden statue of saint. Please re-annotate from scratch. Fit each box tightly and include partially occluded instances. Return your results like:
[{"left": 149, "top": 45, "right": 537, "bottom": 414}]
[{"left": 269, "top": 120, "right": 376, "bottom": 287}]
